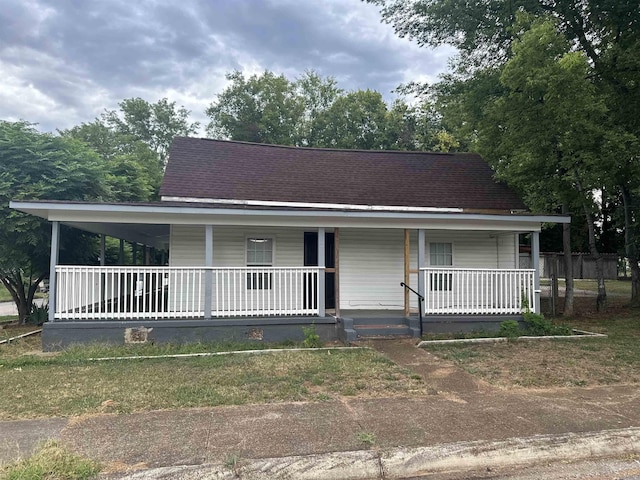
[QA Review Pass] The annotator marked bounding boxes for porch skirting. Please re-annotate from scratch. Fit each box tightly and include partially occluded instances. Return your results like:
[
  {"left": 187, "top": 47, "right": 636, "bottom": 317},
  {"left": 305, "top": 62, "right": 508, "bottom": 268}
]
[
  {"left": 42, "top": 317, "right": 338, "bottom": 351},
  {"left": 422, "top": 314, "right": 524, "bottom": 334}
]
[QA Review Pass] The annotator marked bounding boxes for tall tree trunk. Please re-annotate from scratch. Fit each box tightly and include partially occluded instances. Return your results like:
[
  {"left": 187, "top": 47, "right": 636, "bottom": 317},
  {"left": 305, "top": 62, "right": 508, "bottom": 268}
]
[
  {"left": 561, "top": 204, "right": 574, "bottom": 316},
  {"left": 1, "top": 270, "right": 44, "bottom": 324},
  {"left": 621, "top": 185, "right": 640, "bottom": 307},
  {"left": 574, "top": 177, "right": 607, "bottom": 310},
  {"left": 581, "top": 202, "right": 607, "bottom": 311}
]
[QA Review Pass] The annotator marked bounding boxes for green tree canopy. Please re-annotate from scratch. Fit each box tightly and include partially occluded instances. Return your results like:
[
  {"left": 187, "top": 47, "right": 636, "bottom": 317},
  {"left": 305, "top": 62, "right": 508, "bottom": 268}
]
[
  {"left": 103, "top": 97, "right": 200, "bottom": 166},
  {"left": 0, "top": 121, "right": 111, "bottom": 322}
]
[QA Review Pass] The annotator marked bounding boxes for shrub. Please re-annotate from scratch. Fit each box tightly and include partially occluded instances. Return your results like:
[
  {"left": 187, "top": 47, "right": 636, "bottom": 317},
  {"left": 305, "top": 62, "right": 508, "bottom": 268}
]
[
  {"left": 523, "top": 312, "right": 572, "bottom": 336},
  {"left": 28, "top": 304, "right": 48, "bottom": 325},
  {"left": 498, "top": 320, "right": 522, "bottom": 338},
  {"left": 302, "top": 323, "right": 322, "bottom": 348}
]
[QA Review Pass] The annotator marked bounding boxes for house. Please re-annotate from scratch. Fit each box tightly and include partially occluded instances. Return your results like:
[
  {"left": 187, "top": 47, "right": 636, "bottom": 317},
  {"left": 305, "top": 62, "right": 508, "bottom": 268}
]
[{"left": 11, "top": 138, "right": 570, "bottom": 349}]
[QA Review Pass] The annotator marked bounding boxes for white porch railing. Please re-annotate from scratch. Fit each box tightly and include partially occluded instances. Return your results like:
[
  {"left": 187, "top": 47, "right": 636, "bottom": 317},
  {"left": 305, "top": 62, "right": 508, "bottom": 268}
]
[
  {"left": 421, "top": 268, "right": 536, "bottom": 315},
  {"left": 55, "top": 266, "right": 323, "bottom": 320}
]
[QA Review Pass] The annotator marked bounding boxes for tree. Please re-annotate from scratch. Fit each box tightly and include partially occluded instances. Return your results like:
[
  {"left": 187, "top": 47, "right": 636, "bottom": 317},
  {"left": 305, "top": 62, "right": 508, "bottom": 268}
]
[
  {"left": 313, "top": 90, "right": 389, "bottom": 149},
  {"left": 103, "top": 98, "right": 200, "bottom": 166},
  {"left": 207, "top": 70, "right": 437, "bottom": 151},
  {"left": 206, "top": 71, "right": 305, "bottom": 145},
  {"left": 63, "top": 120, "right": 162, "bottom": 201},
  {"left": 0, "top": 122, "right": 110, "bottom": 323},
  {"left": 485, "top": 19, "right": 611, "bottom": 310},
  {"left": 370, "top": 0, "right": 640, "bottom": 308}
]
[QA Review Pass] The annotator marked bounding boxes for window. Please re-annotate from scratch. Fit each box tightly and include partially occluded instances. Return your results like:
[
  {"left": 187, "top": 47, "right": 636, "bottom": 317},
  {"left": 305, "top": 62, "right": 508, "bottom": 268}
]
[
  {"left": 246, "top": 237, "right": 273, "bottom": 289},
  {"left": 246, "top": 238, "right": 273, "bottom": 266},
  {"left": 430, "top": 242, "right": 453, "bottom": 266},
  {"left": 429, "top": 242, "right": 453, "bottom": 291}
]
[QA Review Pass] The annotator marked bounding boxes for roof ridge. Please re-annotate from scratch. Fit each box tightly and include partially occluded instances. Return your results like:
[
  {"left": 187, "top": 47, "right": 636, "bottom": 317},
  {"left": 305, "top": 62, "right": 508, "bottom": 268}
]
[{"left": 173, "top": 136, "right": 478, "bottom": 156}]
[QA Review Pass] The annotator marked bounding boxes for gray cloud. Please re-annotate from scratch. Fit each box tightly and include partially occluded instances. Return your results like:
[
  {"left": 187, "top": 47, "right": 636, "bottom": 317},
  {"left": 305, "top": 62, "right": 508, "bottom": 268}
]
[{"left": 0, "top": 0, "right": 454, "bottom": 133}]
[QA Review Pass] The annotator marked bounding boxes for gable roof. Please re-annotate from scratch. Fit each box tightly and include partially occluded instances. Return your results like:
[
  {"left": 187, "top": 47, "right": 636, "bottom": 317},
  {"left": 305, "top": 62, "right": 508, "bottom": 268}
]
[{"left": 160, "top": 137, "right": 527, "bottom": 212}]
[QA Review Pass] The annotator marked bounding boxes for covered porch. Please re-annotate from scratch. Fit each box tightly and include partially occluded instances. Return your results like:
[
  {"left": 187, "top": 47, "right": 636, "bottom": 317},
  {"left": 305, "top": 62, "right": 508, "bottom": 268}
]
[{"left": 10, "top": 200, "right": 568, "bottom": 347}]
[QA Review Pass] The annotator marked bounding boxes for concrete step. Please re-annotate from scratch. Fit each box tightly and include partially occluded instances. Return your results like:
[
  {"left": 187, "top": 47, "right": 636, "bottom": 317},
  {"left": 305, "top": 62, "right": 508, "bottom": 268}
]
[
  {"left": 354, "top": 324, "right": 412, "bottom": 337},
  {"left": 351, "top": 317, "right": 410, "bottom": 327}
]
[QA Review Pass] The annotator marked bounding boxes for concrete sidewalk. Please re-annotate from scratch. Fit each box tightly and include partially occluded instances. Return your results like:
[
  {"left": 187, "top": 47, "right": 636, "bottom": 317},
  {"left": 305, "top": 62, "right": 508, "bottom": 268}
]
[{"left": 1, "top": 340, "right": 639, "bottom": 478}]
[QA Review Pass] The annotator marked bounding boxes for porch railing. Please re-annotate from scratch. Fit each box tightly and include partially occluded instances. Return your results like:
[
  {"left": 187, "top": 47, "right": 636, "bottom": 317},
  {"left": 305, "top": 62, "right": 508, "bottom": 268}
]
[
  {"left": 55, "top": 266, "right": 323, "bottom": 320},
  {"left": 421, "top": 268, "right": 536, "bottom": 315}
]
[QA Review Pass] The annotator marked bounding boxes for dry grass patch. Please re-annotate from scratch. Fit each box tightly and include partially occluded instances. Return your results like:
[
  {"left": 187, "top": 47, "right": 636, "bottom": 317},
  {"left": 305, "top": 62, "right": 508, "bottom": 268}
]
[
  {"left": 423, "top": 308, "right": 640, "bottom": 389},
  {"left": 0, "top": 347, "right": 425, "bottom": 420}
]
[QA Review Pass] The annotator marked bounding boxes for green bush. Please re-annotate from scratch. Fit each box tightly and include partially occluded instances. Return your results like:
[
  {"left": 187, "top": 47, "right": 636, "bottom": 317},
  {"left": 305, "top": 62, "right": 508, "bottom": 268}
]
[
  {"left": 302, "top": 323, "right": 322, "bottom": 348},
  {"left": 27, "top": 304, "right": 48, "bottom": 325},
  {"left": 498, "top": 320, "right": 522, "bottom": 338},
  {"left": 523, "top": 312, "right": 572, "bottom": 336}
]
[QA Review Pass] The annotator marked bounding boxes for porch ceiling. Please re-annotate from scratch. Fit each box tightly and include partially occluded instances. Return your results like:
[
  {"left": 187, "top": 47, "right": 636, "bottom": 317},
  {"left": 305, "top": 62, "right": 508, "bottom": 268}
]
[{"left": 64, "top": 221, "right": 169, "bottom": 249}]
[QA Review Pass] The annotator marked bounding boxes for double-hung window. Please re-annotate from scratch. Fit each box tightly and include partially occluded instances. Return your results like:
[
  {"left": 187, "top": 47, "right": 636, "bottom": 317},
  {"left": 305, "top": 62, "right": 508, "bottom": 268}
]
[
  {"left": 429, "top": 242, "right": 453, "bottom": 290},
  {"left": 246, "top": 238, "right": 273, "bottom": 289}
]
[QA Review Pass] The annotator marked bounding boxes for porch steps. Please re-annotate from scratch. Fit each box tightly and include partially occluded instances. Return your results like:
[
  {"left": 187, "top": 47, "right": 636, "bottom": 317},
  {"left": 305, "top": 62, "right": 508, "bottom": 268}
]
[{"left": 350, "top": 316, "right": 417, "bottom": 340}]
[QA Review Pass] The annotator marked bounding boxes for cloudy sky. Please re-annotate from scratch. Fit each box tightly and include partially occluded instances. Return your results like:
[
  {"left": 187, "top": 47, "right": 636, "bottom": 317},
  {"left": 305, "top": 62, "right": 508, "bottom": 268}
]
[{"left": 1, "top": 0, "right": 454, "bottom": 134}]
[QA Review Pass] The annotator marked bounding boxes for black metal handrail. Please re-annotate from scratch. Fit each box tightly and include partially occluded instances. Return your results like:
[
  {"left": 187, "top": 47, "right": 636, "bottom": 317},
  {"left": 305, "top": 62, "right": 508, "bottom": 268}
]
[{"left": 400, "top": 282, "right": 424, "bottom": 337}]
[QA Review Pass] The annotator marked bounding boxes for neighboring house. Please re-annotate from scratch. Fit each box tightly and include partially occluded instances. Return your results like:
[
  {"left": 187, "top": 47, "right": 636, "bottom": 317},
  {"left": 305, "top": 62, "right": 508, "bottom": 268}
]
[{"left": 11, "top": 138, "right": 569, "bottom": 349}]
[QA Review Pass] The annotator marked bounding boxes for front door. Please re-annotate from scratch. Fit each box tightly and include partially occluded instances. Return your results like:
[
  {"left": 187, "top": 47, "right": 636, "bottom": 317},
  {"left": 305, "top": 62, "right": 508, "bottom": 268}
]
[{"left": 303, "top": 232, "right": 335, "bottom": 310}]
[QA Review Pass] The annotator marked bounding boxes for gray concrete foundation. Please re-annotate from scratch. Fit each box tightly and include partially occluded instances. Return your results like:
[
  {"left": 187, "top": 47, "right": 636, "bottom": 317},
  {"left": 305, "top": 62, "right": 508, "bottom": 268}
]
[
  {"left": 42, "top": 317, "right": 337, "bottom": 351},
  {"left": 422, "top": 315, "right": 524, "bottom": 334}
]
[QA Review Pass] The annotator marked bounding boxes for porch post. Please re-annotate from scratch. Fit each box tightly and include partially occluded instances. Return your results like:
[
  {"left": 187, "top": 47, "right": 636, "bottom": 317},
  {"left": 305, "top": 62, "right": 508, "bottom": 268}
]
[
  {"left": 99, "top": 235, "right": 106, "bottom": 267},
  {"left": 119, "top": 239, "right": 124, "bottom": 264},
  {"left": 532, "top": 231, "right": 541, "bottom": 313},
  {"left": 48, "top": 221, "right": 60, "bottom": 322},
  {"left": 417, "top": 229, "right": 426, "bottom": 300},
  {"left": 100, "top": 234, "right": 106, "bottom": 305},
  {"left": 204, "top": 225, "right": 213, "bottom": 320},
  {"left": 317, "top": 227, "right": 325, "bottom": 317}
]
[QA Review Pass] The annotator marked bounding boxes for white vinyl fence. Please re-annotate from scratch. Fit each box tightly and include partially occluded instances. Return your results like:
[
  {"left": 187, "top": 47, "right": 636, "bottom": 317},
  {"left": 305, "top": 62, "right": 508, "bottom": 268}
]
[
  {"left": 55, "top": 266, "right": 323, "bottom": 320},
  {"left": 421, "top": 268, "right": 536, "bottom": 314}
]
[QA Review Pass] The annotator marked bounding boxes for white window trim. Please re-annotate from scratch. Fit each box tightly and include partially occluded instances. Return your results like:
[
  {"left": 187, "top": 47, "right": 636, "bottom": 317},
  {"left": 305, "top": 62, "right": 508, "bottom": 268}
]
[
  {"left": 428, "top": 241, "right": 455, "bottom": 267},
  {"left": 245, "top": 236, "right": 275, "bottom": 266}
]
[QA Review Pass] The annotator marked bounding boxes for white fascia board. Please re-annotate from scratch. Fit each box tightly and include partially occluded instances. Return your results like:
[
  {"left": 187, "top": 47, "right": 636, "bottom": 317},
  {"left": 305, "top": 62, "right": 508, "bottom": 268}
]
[
  {"left": 160, "top": 195, "right": 466, "bottom": 213},
  {"left": 10, "top": 201, "right": 569, "bottom": 232}
]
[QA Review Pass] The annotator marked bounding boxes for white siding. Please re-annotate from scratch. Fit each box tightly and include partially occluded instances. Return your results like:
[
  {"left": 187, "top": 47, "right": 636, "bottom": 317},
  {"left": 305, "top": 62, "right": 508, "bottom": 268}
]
[
  {"left": 170, "top": 225, "right": 305, "bottom": 267},
  {"left": 169, "top": 226, "right": 307, "bottom": 314},
  {"left": 340, "top": 229, "right": 405, "bottom": 310}
]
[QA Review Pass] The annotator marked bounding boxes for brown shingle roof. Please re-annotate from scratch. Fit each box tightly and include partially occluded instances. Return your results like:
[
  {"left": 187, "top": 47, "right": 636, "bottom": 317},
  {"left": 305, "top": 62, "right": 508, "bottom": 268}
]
[{"left": 159, "top": 137, "right": 526, "bottom": 212}]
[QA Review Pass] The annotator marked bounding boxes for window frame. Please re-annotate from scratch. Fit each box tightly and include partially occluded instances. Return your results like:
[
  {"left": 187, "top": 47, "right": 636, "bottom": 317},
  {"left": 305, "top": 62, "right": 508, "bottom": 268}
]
[
  {"left": 245, "top": 236, "right": 275, "bottom": 267},
  {"left": 245, "top": 236, "right": 275, "bottom": 290},
  {"left": 428, "top": 242, "right": 454, "bottom": 267}
]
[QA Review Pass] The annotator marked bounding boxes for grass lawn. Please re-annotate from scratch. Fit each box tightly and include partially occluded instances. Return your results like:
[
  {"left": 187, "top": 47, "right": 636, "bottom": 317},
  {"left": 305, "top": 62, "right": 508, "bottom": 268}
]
[
  {"left": 0, "top": 340, "right": 426, "bottom": 420},
  {"left": 422, "top": 299, "right": 640, "bottom": 389},
  {"left": 544, "top": 278, "right": 632, "bottom": 296},
  {"left": 0, "top": 284, "right": 45, "bottom": 302}
]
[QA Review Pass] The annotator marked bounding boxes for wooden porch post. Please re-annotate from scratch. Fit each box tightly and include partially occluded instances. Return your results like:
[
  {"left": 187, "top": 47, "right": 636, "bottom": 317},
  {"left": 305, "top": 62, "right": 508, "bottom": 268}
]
[
  {"left": 318, "top": 227, "right": 325, "bottom": 317},
  {"left": 204, "top": 225, "right": 213, "bottom": 320},
  {"left": 417, "top": 229, "right": 426, "bottom": 301},
  {"left": 404, "top": 229, "right": 410, "bottom": 317},
  {"left": 532, "top": 231, "right": 541, "bottom": 313},
  {"left": 48, "top": 221, "right": 60, "bottom": 322}
]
